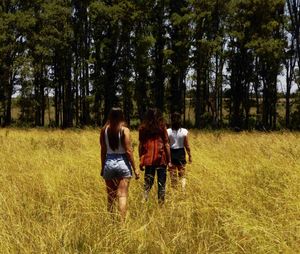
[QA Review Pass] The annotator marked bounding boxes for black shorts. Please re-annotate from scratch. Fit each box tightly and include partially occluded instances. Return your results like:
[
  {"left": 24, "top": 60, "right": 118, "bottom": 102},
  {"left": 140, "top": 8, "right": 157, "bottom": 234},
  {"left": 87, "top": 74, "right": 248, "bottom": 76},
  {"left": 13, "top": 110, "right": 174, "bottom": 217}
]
[{"left": 170, "top": 148, "right": 186, "bottom": 166}]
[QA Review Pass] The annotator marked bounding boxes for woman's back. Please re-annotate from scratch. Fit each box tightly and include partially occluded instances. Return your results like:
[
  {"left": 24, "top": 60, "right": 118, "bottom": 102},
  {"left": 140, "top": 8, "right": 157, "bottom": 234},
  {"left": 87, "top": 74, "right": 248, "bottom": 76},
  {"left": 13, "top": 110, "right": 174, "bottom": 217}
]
[
  {"left": 138, "top": 108, "right": 170, "bottom": 167},
  {"left": 167, "top": 128, "right": 188, "bottom": 149},
  {"left": 100, "top": 107, "right": 139, "bottom": 223},
  {"left": 104, "top": 125, "right": 126, "bottom": 154}
]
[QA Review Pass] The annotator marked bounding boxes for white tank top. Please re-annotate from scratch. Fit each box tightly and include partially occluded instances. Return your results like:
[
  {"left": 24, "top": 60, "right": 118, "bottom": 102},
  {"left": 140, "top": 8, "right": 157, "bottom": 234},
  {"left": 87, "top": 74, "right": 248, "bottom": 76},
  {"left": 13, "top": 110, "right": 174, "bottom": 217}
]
[
  {"left": 167, "top": 128, "right": 188, "bottom": 149},
  {"left": 105, "top": 126, "right": 126, "bottom": 154}
]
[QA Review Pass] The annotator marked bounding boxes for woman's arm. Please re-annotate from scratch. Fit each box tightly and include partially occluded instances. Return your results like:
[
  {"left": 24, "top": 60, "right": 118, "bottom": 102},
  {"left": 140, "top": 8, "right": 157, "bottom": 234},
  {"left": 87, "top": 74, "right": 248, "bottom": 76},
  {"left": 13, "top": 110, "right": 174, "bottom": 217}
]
[
  {"left": 100, "top": 128, "right": 107, "bottom": 176},
  {"left": 163, "top": 128, "right": 172, "bottom": 168},
  {"left": 123, "top": 127, "right": 140, "bottom": 179},
  {"left": 138, "top": 143, "right": 142, "bottom": 157},
  {"left": 138, "top": 129, "right": 145, "bottom": 171},
  {"left": 184, "top": 135, "right": 192, "bottom": 163}
]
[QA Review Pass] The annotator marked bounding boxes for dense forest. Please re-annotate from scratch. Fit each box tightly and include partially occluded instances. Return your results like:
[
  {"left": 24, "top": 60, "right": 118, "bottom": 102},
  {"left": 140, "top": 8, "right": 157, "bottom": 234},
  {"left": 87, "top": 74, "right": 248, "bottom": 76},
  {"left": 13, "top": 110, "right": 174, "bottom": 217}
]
[{"left": 0, "top": 0, "right": 299, "bottom": 129}]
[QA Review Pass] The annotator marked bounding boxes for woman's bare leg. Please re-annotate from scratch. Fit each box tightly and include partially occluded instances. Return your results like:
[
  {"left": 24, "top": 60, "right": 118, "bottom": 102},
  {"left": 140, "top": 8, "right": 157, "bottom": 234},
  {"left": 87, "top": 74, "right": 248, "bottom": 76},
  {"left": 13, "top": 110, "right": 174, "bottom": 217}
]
[
  {"left": 178, "top": 166, "right": 186, "bottom": 190},
  {"left": 169, "top": 166, "right": 178, "bottom": 188},
  {"left": 105, "top": 180, "right": 118, "bottom": 213},
  {"left": 117, "top": 178, "right": 130, "bottom": 223}
]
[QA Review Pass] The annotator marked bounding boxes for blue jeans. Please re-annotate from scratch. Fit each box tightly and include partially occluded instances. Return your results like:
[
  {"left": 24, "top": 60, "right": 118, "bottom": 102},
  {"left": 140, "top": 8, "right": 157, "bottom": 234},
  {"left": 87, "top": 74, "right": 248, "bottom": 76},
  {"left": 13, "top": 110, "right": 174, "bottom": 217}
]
[{"left": 144, "top": 166, "right": 167, "bottom": 203}]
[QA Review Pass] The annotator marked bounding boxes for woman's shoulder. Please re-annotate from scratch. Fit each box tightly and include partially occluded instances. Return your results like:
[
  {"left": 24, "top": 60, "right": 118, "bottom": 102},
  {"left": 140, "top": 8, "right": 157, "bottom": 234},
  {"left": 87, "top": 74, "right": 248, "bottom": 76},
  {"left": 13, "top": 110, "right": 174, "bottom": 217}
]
[
  {"left": 138, "top": 123, "right": 145, "bottom": 130},
  {"left": 100, "top": 124, "right": 108, "bottom": 134},
  {"left": 121, "top": 126, "right": 130, "bottom": 133},
  {"left": 138, "top": 124, "right": 148, "bottom": 135},
  {"left": 180, "top": 128, "right": 188, "bottom": 135}
]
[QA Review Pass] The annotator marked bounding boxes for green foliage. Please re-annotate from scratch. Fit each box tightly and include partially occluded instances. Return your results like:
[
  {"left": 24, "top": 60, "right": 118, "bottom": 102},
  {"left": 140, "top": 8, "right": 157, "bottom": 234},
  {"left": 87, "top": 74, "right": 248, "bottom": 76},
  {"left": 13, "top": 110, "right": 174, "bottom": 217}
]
[{"left": 0, "top": 0, "right": 299, "bottom": 129}]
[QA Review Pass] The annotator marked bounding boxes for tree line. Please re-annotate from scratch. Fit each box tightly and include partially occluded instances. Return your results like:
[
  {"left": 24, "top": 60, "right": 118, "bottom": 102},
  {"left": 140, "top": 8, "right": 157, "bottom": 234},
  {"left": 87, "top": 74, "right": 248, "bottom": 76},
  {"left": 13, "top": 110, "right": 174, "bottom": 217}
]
[{"left": 0, "top": 0, "right": 299, "bottom": 130}]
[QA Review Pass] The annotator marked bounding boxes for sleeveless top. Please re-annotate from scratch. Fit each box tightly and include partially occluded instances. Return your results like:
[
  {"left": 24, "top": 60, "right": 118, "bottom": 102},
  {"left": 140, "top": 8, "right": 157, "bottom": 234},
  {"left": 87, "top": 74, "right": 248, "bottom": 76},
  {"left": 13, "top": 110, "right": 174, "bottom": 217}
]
[
  {"left": 105, "top": 126, "right": 126, "bottom": 154},
  {"left": 167, "top": 128, "right": 188, "bottom": 149}
]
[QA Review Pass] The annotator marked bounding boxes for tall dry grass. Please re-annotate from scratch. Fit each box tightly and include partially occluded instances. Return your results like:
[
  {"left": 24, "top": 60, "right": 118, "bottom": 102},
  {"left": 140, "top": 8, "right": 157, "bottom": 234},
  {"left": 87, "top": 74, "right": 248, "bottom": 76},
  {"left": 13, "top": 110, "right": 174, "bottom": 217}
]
[{"left": 0, "top": 129, "right": 299, "bottom": 253}]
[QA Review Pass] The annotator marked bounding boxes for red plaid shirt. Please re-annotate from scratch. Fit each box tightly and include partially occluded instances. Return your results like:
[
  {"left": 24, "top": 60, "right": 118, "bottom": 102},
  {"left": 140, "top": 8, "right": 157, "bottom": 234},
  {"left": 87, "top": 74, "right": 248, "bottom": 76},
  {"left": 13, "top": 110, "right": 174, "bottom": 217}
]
[{"left": 139, "top": 127, "right": 169, "bottom": 167}]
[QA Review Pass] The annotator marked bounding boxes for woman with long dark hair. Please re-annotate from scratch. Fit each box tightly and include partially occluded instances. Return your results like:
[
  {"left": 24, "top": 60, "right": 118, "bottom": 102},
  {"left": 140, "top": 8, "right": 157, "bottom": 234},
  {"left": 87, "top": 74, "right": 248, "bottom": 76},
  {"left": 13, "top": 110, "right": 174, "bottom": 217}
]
[
  {"left": 167, "top": 112, "right": 192, "bottom": 190},
  {"left": 138, "top": 108, "right": 172, "bottom": 204},
  {"left": 100, "top": 108, "right": 140, "bottom": 222}
]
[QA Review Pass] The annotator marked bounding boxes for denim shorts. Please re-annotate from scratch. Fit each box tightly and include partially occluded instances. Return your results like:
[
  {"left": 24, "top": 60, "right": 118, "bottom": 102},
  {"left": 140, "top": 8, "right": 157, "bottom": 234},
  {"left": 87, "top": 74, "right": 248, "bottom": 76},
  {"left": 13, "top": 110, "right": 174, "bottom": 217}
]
[{"left": 103, "top": 154, "right": 132, "bottom": 180}]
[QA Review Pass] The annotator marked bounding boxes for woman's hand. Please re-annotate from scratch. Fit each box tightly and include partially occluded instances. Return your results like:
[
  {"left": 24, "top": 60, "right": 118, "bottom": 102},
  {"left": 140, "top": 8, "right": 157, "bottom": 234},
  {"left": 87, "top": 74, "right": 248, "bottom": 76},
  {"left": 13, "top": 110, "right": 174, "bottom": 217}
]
[
  {"left": 134, "top": 169, "right": 140, "bottom": 180},
  {"left": 139, "top": 164, "right": 144, "bottom": 171},
  {"left": 167, "top": 162, "right": 173, "bottom": 170}
]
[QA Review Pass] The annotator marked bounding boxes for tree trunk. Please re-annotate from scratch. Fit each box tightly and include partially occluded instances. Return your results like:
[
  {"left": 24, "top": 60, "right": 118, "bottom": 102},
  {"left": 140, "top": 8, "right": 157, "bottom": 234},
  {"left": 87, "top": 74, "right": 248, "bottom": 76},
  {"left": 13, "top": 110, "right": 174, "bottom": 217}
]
[
  {"left": 103, "top": 60, "right": 117, "bottom": 122},
  {"left": 62, "top": 51, "right": 73, "bottom": 128},
  {"left": 54, "top": 86, "right": 59, "bottom": 127},
  {"left": 5, "top": 79, "right": 13, "bottom": 126},
  {"left": 152, "top": 0, "right": 165, "bottom": 112},
  {"left": 286, "top": 70, "right": 291, "bottom": 128}
]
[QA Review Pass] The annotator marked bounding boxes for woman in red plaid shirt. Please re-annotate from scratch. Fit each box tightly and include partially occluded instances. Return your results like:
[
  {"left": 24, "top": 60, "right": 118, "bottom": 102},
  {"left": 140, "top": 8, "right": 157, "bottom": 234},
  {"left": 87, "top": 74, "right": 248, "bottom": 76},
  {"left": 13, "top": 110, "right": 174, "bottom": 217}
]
[{"left": 138, "top": 108, "right": 172, "bottom": 204}]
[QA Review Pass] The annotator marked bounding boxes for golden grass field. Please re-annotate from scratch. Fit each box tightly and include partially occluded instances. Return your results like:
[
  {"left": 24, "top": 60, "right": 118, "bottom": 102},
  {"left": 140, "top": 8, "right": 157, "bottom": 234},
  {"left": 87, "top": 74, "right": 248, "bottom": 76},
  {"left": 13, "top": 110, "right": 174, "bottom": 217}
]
[{"left": 0, "top": 129, "right": 299, "bottom": 254}]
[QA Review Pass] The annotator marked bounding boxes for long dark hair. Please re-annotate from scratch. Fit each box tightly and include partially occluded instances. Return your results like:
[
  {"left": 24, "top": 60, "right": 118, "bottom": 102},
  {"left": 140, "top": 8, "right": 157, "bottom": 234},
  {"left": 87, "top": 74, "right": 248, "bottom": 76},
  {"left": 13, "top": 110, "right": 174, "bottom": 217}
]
[
  {"left": 139, "top": 108, "right": 165, "bottom": 138},
  {"left": 105, "top": 107, "right": 125, "bottom": 150},
  {"left": 171, "top": 112, "right": 182, "bottom": 130}
]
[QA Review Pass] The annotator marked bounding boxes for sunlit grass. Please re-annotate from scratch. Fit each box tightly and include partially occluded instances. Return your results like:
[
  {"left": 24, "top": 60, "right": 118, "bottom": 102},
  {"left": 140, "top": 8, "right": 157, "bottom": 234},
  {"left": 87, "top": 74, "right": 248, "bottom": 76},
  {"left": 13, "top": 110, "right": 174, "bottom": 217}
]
[{"left": 0, "top": 129, "right": 299, "bottom": 253}]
